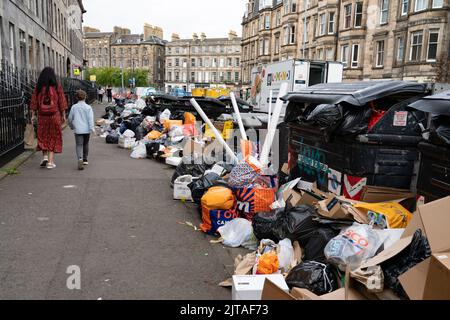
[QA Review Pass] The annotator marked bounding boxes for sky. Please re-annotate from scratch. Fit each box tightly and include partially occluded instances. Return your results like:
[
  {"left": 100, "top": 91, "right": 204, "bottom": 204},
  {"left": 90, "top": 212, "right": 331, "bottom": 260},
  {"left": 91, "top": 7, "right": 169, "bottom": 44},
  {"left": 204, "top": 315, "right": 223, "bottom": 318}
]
[{"left": 82, "top": 0, "right": 247, "bottom": 40}]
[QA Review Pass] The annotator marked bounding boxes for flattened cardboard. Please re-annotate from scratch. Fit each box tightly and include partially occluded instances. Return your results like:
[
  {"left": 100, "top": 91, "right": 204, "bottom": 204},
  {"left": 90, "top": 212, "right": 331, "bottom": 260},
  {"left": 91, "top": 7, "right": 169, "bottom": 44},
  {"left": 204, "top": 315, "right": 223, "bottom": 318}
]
[
  {"left": 299, "top": 190, "right": 325, "bottom": 207},
  {"left": 234, "top": 275, "right": 289, "bottom": 300},
  {"left": 361, "top": 186, "right": 415, "bottom": 203},
  {"left": 282, "top": 189, "right": 303, "bottom": 207},
  {"left": 361, "top": 236, "right": 414, "bottom": 269},
  {"left": 281, "top": 163, "right": 290, "bottom": 175}
]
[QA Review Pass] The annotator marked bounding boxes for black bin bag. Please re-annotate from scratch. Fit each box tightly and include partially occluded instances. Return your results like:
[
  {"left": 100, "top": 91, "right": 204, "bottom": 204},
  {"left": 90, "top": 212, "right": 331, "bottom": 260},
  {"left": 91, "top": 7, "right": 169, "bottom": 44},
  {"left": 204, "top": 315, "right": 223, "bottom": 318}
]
[
  {"left": 273, "top": 205, "right": 320, "bottom": 246},
  {"left": 252, "top": 210, "right": 285, "bottom": 242},
  {"left": 335, "top": 106, "right": 372, "bottom": 136},
  {"left": 285, "top": 261, "right": 339, "bottom": 295},
  {"left": 188, "top": 172, "right": 222, "bottom": 205},
  {"left": 381, "top": 229, "right": 432, "bottom": 299},
  {"left": 170, "top": 156, "right": 210, "bottom": 187},
  {"left": 306, "top": 104, "right": 343, "bottom": 128},
  {"left": 106, "top": 134, "right": 119, "bottom": 144},
  {"left": 303, "top": 227, "right": 339, "bottom": 262}
]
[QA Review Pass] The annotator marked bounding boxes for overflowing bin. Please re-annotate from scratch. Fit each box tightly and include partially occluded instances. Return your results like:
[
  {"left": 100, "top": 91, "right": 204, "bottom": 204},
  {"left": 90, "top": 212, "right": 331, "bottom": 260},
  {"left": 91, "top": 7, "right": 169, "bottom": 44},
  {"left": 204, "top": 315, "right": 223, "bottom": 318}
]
[
  {"left": 408, "top": 90, "right": 450, "bottom": 203},
  {"left": 282, "top": 81, "right": 430, "bottom": 200}
]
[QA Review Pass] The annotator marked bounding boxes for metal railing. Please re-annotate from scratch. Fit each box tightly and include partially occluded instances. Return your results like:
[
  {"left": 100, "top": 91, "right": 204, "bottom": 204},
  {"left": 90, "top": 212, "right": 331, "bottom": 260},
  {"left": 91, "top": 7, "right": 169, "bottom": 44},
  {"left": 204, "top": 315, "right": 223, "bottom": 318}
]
[{"left": 0, "top": 60, "right": 97, "bottom": 166}]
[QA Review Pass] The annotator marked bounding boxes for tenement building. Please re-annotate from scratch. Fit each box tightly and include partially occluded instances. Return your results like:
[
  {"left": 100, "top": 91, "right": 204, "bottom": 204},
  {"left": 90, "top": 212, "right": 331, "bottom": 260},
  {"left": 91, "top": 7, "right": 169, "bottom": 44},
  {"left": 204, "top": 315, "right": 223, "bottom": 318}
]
[
  {"left": 0, "top": 0, "right": 85, "bottom": 77},
  {"left": 83, "top": 24, "right": 166, "bottom": 89},
  {"left": 242, "top": 0, "right": 450, "bottom": 84},
  {"left": 164, "top": 31, "right": 242, "bottom": 93}
]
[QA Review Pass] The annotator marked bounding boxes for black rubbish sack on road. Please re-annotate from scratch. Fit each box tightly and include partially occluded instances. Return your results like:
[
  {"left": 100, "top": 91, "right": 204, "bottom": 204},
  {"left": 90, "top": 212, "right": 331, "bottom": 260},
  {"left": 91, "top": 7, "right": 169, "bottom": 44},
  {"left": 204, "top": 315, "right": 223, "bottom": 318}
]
[
  {"left": 306, "top": 104, "right": 343, "bottom": 128},
  {"left": 252, "top": 210, "right": 286, "bottom": 242},
  {"left": 146, "top": 142, "right": 161, "bottom": 159},
  {"left": 134, "top": 126, "right": 148, "bottom": 141},
  {"left": 273, "top": 205, "right": 320, "bottom": 246},
  {"left": 170, "top": 110, "right": 186, "bottom": 121},
  {"left": 106, "top": 133, "right": 119, "bottom": 144},
  {"left": 302, "top": 227, "right": 339, "bottom": 262},
  {"left": 381, "top": 229, "right": 432, "bottom": 299},
  {"left": 142, "top": 106, "right": 158, "bottom": 117},
  {"left": 335, "top": 106, "right": 372, "bottom": 136},
  {"left": 188, "top": 172, "right": 228, "bottom": 204},
  {"left": 170, "top": 157, "right": 210, "bottom": 187},
  {"left": 285, "top": 261, "right": 339, "bottom": 295}
]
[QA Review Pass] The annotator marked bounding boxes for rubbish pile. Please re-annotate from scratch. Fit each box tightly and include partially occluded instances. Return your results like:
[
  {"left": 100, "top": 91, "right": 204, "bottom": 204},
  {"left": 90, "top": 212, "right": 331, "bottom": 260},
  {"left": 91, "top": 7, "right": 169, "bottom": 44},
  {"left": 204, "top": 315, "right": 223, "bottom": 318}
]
[{"left": 95, "top": 86, "right": 450, "bottom": 301}]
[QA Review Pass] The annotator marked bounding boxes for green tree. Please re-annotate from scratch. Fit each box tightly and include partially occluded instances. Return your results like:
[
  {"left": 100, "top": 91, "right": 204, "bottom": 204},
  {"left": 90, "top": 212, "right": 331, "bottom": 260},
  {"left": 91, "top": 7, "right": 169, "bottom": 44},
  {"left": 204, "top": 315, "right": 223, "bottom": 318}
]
[{"left": 85, "top": 67, "right": 149, "bottom": 87}]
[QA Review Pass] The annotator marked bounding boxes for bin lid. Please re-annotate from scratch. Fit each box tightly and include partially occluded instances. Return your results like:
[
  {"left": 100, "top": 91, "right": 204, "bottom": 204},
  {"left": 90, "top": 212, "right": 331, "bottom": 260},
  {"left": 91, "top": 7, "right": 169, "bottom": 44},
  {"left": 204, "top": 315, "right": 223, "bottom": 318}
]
[
  {"left": 408, "top": 90, "right": 450, "bottom": 116},
  {"left": 282, "top": 81, "right": 428, "bottom": 107}
]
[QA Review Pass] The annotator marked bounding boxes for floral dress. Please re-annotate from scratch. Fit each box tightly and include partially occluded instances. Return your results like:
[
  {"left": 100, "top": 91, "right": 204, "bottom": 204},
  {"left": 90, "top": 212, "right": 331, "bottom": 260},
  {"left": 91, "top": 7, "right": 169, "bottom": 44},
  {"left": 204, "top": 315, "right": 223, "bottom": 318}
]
[{"left": 30, "top": 85, "right": 68, "bottom": 153}]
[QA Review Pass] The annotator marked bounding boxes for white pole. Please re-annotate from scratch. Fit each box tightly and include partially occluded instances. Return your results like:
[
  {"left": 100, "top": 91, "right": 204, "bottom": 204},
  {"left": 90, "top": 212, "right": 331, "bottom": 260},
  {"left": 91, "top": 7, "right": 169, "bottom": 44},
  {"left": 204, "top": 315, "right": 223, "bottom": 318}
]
[
  {"left": 190, "top": 98, "right": 239, "bottom": 163},
  {"left": 268, "top": 90, "right": 273, "bottom": 131},
  {"left": 260, "top": 82, "right": 289, "bottom": 168},
  {"left": 230, "top": 92, "right": 248, "bottom": 141}
]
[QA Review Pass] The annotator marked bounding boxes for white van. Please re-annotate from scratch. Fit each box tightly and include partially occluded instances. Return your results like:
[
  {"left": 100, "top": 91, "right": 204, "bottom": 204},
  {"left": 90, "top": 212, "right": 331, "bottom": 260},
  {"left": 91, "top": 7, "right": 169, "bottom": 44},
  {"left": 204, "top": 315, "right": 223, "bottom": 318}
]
[{"left": 250, "top": 59, "right": 343, "bottom": 113}]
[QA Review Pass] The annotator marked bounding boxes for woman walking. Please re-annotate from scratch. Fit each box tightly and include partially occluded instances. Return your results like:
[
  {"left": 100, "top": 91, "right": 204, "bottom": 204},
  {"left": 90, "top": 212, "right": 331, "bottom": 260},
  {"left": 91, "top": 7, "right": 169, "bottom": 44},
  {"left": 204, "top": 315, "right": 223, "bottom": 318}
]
[{"left": 30, "top": 67, "right": 68, "bottom": 169}]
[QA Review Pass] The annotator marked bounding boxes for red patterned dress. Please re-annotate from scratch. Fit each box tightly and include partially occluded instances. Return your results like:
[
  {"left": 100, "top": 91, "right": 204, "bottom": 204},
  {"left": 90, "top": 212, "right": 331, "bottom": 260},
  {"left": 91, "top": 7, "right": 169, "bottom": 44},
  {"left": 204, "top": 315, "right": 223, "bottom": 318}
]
[{"left": 30, "top": 85, "right": 68, "bottom": 153}]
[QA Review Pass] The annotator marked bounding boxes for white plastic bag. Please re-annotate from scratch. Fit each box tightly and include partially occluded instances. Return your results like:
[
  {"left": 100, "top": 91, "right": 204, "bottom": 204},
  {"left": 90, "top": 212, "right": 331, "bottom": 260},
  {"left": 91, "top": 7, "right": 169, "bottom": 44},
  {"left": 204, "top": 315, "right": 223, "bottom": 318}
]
[
  {"left": 324, "top": 223, "right": 386, "bottom": 271},
  {"left": 218, "top": 218, "right": 257, "bottom": 249},
  {"left": 277, "top": 239, "right": 294, "bottom": 274},
  {"left": 123, "top": 129, "right": 136, "bottom": 138},
  {"left": 130, "top": 142, "right": 147, "bottom": 159},
  {"left": 136, "top": 99, "right": 146, "bottom": 110},
  {"left": 159, "top": 109, "right": 171, "bottom": 123}
]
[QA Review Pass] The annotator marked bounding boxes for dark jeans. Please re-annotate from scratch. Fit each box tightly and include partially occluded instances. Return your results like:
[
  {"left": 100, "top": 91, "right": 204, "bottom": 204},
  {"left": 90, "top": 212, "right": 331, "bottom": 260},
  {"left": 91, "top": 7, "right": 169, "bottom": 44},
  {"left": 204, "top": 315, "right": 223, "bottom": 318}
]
[
  {"left": 75, "top": 134, "right": 90, "bottom": 161},
  {"left": 98, "top": 94, "right": 104, "bottom": 102},
  {"left": 107, "top": 95, "right": 112, "bottom": 102}
]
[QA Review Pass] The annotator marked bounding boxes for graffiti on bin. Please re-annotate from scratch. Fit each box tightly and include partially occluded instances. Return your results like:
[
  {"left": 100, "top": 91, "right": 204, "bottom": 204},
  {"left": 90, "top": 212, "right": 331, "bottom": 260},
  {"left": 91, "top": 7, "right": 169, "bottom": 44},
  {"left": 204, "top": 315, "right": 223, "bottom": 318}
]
[{"left": 297, "top": 139, "right": 331, "bottom": 185}]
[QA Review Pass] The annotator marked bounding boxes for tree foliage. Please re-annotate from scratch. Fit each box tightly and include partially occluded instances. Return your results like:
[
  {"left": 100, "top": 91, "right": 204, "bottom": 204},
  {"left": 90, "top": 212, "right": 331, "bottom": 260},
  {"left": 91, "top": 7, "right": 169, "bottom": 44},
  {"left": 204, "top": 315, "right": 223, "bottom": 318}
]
[{"left": 84, "top": 67, "right": 150, "bottom": 87}]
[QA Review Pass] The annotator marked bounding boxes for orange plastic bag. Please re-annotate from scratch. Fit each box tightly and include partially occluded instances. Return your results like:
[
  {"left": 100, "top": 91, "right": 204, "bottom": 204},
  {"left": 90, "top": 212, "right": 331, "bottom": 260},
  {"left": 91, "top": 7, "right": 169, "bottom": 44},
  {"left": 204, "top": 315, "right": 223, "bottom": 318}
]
[
  {"left": 200, "top": 187, "right": 236, "bottom": 235},
  {"left": 164, "top": 120, "right": 183, "bottom": 131},
  {"left": 184, "top": 112, "right": 196, "bottom": 125},
  {"left": 256, "top": 252, "right": 280, "bottom": 275},
  {"left": 147, "top": 130, "right": 162, "bottom": 140}
]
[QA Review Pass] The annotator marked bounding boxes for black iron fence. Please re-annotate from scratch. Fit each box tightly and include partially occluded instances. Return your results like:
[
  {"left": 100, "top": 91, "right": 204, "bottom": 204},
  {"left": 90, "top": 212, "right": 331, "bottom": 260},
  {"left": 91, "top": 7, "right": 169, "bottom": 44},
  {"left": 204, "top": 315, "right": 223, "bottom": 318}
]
[{"left": 0, "top": 60, "right": 97, "bottom": 167}]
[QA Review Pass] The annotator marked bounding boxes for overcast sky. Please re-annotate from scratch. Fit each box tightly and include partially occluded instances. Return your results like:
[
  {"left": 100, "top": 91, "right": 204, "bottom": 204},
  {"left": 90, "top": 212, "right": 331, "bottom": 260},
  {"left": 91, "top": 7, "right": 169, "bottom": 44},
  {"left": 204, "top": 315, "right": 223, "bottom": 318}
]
[{"left": 83, "top": 0, "right": 247, "bottom": 40}]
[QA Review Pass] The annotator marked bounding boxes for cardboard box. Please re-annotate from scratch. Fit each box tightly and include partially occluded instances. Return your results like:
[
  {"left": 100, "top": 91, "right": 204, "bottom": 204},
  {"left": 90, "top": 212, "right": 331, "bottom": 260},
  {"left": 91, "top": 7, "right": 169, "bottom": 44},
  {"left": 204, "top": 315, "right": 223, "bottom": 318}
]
[
  {"left": 262, "top": 277, "right": 368, "bottom": 301},
  {"left": 362, "top": 196, "right": 450, "bottom": 300},
  {"left": 317, "top": 197, "right": 354, "bottom": 220},
  {"left": 232, "top": 275, "right": 289, "bottom": 300}
]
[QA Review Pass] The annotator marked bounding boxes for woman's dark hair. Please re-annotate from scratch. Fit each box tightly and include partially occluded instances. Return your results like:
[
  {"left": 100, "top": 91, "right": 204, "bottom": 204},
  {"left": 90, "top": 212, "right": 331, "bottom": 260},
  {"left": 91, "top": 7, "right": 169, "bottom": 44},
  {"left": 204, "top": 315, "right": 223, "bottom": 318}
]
[{"left": 36, "top": 67, "right": 58, "bottom": 94}]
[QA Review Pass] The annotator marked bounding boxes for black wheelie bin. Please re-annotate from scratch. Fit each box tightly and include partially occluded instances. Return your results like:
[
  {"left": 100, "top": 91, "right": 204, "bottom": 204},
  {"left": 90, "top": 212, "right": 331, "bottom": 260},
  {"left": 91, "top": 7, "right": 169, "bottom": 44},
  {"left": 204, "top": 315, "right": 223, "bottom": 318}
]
[
  {"left": 282, "top": 81, "right": 430, "bottom": 200},
  {"left": 408, "top": 90, "right": 450, "bottom": 203}
]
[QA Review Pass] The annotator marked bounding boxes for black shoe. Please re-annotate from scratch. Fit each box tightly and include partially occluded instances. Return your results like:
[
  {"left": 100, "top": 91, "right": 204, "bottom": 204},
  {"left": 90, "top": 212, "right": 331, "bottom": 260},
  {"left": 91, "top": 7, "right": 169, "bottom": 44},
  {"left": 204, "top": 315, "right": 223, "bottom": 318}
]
[{"left": 40, "top": 159, "right": 49, "bottom": 167}]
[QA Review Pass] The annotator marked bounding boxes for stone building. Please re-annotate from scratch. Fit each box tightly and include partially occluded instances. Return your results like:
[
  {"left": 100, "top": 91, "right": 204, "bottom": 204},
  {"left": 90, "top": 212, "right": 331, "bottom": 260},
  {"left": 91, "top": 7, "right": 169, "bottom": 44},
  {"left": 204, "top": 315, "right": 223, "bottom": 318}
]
[
  {"left": 242, "top": 0, "right": 450, "bottom": 84},
  {"left": 0, "top": 0, "right": 85, "bottom": 77},
  {"left": 83, "top": 24, "right": 166, "bottom": 89},
  {"left": 164, "top": 31, "right": 242, "bottom": 93}
]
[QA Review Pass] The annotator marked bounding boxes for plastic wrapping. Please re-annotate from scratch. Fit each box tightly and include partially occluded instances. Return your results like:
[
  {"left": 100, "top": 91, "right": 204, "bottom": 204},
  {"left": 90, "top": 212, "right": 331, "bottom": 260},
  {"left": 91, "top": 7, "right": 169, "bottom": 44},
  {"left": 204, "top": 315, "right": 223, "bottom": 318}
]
[
  {"left": 325, "top": 223, "right": 385, "bottom": 271},
  {"left": 285, "top": 261, "right": 338, "bottom": 295},
  {"left": 278, "top": 239, "right": 295, "bottom": 274},
  {"left": 381, "top": 230, "right": 432, "bottom": 299},
  {"left": 130, "top": 142, "right": 147, "bottom": 159}
]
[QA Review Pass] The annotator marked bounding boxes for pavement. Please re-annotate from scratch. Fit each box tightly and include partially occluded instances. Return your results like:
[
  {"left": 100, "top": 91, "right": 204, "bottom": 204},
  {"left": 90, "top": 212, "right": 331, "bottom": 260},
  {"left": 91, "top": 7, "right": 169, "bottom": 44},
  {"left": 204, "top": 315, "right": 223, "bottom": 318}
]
[{"left": 0, "top": 102, "right": 248, "bottom": 300}]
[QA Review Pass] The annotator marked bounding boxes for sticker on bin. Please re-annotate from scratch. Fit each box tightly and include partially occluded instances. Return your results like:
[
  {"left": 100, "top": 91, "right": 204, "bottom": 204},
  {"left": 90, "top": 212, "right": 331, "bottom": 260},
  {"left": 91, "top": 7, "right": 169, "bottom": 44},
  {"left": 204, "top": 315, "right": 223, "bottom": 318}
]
[
  {"left": 343, "top": 175, "right": 367, "bottom": 201},
  {"left": 328, "top": 169, "right": 342, "bottom": 196},
  {"left": 393, "top": 111, "right": 408, "bottom": 127}
]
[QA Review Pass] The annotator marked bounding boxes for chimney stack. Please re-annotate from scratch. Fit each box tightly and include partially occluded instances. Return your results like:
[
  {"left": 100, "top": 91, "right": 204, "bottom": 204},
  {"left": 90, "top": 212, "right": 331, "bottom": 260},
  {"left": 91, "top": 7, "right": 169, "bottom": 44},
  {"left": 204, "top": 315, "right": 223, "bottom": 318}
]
[
  {"left": 228, "top": 30, "right": 237, "bottom": 41},
  {"left": 171, "top": 33, "right": 180, "bottom": 41}
]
